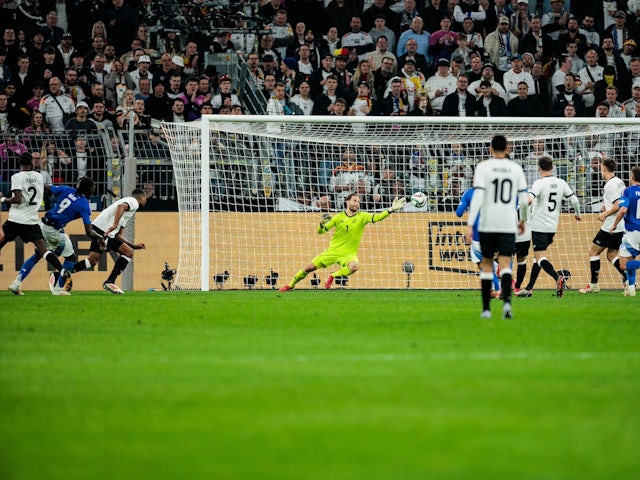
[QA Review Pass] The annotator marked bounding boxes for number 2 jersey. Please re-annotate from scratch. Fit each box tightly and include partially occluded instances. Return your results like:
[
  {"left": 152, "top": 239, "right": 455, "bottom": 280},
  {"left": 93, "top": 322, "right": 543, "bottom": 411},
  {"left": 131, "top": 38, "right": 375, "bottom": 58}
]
[
  {"left": 43, "top": 186, "right": 93, "bottom": 230},
  {"left": 528, "top": 175, "right": 580, "bottom": 233},
  {"left": 8, "top": 170, "right": 44, "bottom": 225}
]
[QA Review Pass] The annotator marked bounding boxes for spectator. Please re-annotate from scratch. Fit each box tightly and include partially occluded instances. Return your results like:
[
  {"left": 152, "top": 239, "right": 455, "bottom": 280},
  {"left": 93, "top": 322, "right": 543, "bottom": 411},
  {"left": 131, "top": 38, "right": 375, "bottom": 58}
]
[
  {"left": 0, "top": 129, "right": 29, "bottom": 187},
  {"left": 507, "top": 81, "right": 545, "bottom": 116},
  {"left": 39, "top": 77, "right": 75, "bottom": 132},
  {"left": 530, "top": 60, "right": 550, "bottom": 112},
  {"left": 23, "top": 111, "right": 50, "bottom": 134},
  {"left": 485, "top": 16, "right": 519, "bottom": 81},
  {"left": 425, "top": 58, "right": 457, "bottom": 113},
  {"left": 325, "top": 0, "right": 359, "bottom": 37},
  {"left": 135, "top": 78, "right": 152, "bottom": 101},
  {"left": 541, "top": 0, "right": 569, "bottom": 41},
  {"left": 72, "top": 135, "right": 95, "bottom": 181},
  {"left": 63, "top": 67, "right": 87, "bottom": 105},
  {"left": 88, "top": 54, "right": 108, "bottom": 85},
  {"left": 309, "top": 53, "right": 337, "bottom": 100},
  {"left": 13, "top": 55, "right": 37, "bottom": 108},
  {"left": 623, "top": 82, "right": 640, "bottom": 117},
  {"left": 518, "top": 15, "right": 554, "bottom": 65},
  {"left": 604, "top": 10, "right": 632, "bottom": 53},
  {"left": 319, "top": 27, "right": 341, "bottom": 58},
  {"left": 551, "top": 73, "right": 585, "bottom": 116},
  {"left": 398, "top": 59, "right": 426, "bottom": 106},
  {"left": 166, "top": 73, "right": 184, "bottom": 100},
  {"left": 267, "top": 9, "right": 295, "bottom": 61},
  {"left": 40, "top": 46, "right": 65, "bottom": 81},
  {"left": 312, "top": 74, "right": 343, "bottom": 114},
  {"left": 600, "top": 85, "right": 626, "bottom": 117},
  {"left": 89, "top": 99, "right": 115, "bottom": 130},
  {"left": 460, "top": 17, "right": 484, "bottom": 55},
  {"left": 341, "top": 17, "right": 374, "bottom": 61},
  {"left": 362, "top": 0, "right": 400, "bottom": 33},
  {"left": 577, "top": 49, "right": 604, "bottom": 116},
  {"left": 129, "top": 55, "right": 153, "bottom": 94},
  {"left": 397, "top": 38, "right": 429, "bottom": 73},
  {"left": 104, "top": 0, "right": 140, "bottom": 55},
  {"left": 369, "top": 15, "right": 397, "bottom": 55},
  {"left": 509, "top": 0, "right": 531, "bottom": 38},
  {"left": 502, "top": 54, "right": 534, "bottom": 102},
  {"left": 421, "top": 0, "right": 448, "bottom": 34},
  {"left": 296, "top": 44, "right": 314, "bottom": 76},
  {"left": 579, "top": 14, "right": 600, "bottom": 51},
  {"left": 409, "top": 92, "right": 435, "bottom": 115},
  {"left": 40, "top": 140, "right": 71, "bottom": 184},
  {"left": 441, "top": 73, "right": 476, "bottom": 116},
  {"left": 57, "top": 33, "right": 75, "bottom": 69},
  {"left": 211, "top": 75, "right": 240, "bottom": 113},
  {"left": 397, "top": 17, "right": 431, "bottom": 60},
  {"left": 380, "top": 76, "right": 410, "bottom": 115},
  {"left": 351, "top": 59, "right": 376, "bottom": 99},
  {"left": 289, "top": 81, "right": 314, "bottom": 115},
  {"left": 453, "top": 0, "right": 487, "bottom": 33},
  {"left": 258, "top": 35, "right": 282, "bottom": 65},
  {"left": 65, "top": 101, "right": 98, "bottom": 132},
  {"left": 85, "top": 82, "right": 110, "bottom": 110},
  {"left": 374, "top": 54, "right": 397, "bottom": 100},
  {"left": 329, "top": 147, "right": 368, "bottom": 207},
  {"left": 178, "top": 77, "right": 206, "bottom": 121},
  {"left": 556, "top": 17, "right": 588, "bottom": 58},
  {"left": 427, "top": 16, "right": 458, "bottom": 65},
  {"left": 104, "top": 59, "right": 136, "bottom": 107},
  {"left": 475, "top": 79, "right": 507, "bottom": 116}
]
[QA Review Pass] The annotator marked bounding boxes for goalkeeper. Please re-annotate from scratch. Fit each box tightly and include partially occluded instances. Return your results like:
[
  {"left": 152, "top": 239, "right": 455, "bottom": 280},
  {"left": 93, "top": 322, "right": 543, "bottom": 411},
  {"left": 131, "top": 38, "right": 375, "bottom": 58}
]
[{"left": 279, "top": 194, "right": 406, "bottom": 291}]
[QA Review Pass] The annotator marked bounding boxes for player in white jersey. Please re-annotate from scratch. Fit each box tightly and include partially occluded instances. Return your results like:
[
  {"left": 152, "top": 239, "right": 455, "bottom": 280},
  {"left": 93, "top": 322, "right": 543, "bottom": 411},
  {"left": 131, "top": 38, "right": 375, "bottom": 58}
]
[
  {"left": 578, "top": 158, "right": 628, "bottom": 294},
  {"left": 0, "top": 152, "right": 70, "bottom": 292},
  {"left": 466, "top": 135, "right": 529, "bottom": 320},
  {"left": 72, "top": 189, "right": 147, "bottom": 294},
  {"left": 521, "top": 156, "right": 581, "bottom": 297}
]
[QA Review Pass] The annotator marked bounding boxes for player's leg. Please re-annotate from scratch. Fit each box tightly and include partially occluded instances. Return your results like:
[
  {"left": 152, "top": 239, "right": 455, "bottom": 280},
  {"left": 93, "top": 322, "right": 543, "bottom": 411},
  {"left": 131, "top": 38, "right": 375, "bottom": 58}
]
[
  {"left": 514, "top": 240, "right": 530, "bottom": 293},
  {"left": 619, "top": 235, "right": 640, "bottom": 297},
  {"left": 280, "top": 261, "right": 319, "bottom": 291},
  {"left": 101, "top": 241, "right": 135, "bottom": 293},
  {"left": 580, "top": 240, "right": 606, "bottom": 293},
  {"left": 10, "top": 249, "right": 43, "bottom": 295},
  {"left": 478, "top": 232, "right": 498, "bottom": 318}
]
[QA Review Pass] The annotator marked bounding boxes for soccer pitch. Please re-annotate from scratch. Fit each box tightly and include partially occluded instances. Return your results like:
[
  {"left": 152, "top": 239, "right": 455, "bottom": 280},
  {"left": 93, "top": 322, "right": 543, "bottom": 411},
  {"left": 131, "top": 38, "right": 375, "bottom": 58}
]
[{"left": 1, "top": 289, "right": 638, "bottom": 479}]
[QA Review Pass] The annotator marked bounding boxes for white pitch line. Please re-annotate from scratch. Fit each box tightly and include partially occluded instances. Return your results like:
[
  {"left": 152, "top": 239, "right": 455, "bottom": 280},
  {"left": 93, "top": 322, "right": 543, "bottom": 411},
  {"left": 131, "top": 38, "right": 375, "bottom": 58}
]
[{"left": 6, "top": 351, "right": 640, "bottom": 366}]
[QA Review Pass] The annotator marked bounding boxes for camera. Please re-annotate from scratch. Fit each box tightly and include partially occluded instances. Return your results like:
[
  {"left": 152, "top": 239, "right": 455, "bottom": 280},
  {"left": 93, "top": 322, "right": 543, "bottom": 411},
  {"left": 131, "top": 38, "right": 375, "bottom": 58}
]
[{"left": 161, "top": 262, "right": 177, "bottom": 290}]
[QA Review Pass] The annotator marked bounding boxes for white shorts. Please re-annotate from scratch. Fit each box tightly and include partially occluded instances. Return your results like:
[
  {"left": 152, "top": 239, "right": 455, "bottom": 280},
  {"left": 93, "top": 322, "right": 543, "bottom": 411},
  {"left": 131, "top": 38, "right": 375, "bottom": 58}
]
[
  {"left": 618, "top": 230, "right": 640, "bottom": 259},
  {"left": 40, "top": 223, "right": 74, "bottom": 258},
  {"left": 470, "top": 240, "right": 482, "bottom": 264}
]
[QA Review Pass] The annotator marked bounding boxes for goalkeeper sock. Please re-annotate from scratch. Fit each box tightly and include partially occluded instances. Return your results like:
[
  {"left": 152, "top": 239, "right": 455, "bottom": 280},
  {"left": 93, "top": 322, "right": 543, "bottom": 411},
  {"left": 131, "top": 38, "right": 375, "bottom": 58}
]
[
  {"left": 538, "top": 257, "right": 558, "bottom": 280},
  {"left": 290, "top": 270, "right": 308, "bottom": 287},
  {"left": 611, "top": 257, "right": 627, "bottom": 282},
  {"left": 106, "top": 256, "right": 131, "bottom": 284},
  {"left": 590, "top": 256, "right": 600, "bottom": 284},
  {"left": 525, "top": 261, "right": 541, "bottom": 291},
  {"left": 333, "top": 265, "right": 353, "bottom": 277},
  {"left": 58, "top": 260, "right": 75, "bottom": 287},
  {"left": 515, "top": 261, "right": 527, "bottom": 289}
]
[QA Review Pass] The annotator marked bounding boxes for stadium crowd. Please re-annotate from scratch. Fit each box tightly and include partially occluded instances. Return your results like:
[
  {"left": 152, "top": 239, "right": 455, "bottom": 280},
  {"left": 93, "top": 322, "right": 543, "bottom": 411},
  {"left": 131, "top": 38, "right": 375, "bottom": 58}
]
[{"left": 0, "top": 0, "right": 639, "bottom": 209}]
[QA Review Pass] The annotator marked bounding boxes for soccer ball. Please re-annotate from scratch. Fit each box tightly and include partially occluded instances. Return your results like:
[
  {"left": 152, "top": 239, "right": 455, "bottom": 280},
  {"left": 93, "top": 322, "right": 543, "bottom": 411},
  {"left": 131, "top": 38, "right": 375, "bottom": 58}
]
[{"left": 410, "top": 192, "right": 427, "bottom": 208}]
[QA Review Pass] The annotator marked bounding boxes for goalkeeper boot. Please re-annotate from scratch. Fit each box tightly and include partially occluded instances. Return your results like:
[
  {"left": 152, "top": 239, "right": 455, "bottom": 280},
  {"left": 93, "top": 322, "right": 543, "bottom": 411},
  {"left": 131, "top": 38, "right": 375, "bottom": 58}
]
[
  {"left": 556, "top": 276, "right": 565, "bottom": 297},
  {"left": 324, "top": 274, "right": 334, "bottom": 290},
  {"left": 578, "top": 283, "right": 600, "bottom": 294},
  {"left": 9, "top": 278, "right": 24, "bottom": 296},
  {"left": 625, "top": 285, "right": 636, "bottom": 297},
  {"left": 278, "top": 285, "right": 292, "bottom": 292}
]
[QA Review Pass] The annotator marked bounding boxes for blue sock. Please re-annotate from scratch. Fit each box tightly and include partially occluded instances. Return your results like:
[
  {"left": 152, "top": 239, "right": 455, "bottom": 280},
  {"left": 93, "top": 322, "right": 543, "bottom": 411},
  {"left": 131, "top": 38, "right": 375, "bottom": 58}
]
[
  {"left": 19, "top": 254, "right": 40, "bottom": 281},
  {"left": 492, "top": 262, "right": 500, "bottom": 291},
  {"left": 58, "top": 260, "right": 75, "bottom": 287},
  {"left": 626, "top": 260, "right": 640, "bottom": 286}
]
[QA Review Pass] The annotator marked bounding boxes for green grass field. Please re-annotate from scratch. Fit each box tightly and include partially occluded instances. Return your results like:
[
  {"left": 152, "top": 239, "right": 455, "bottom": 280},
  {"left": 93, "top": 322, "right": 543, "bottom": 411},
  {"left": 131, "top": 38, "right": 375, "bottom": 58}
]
[{"left": 1, "top": 289, "right": 639, "bottom": 479}]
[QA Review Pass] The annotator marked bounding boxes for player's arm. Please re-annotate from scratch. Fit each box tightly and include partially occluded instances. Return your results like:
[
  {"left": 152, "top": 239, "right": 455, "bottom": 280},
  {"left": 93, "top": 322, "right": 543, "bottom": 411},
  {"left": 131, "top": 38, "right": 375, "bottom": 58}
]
[
  {"left": 610, "top": 196, "right": 628, "bottom": 232},
  {"left": 114, "top": 227, "right": 146, "bottom": 250},
  {"left": 0, "top": 189, "right": 22, "bottom": 205},
  {"left": 103, "top": 203, "right": 128, "bottom": 237},
  {"left": 565, "top": 185, "right": 581, "bottom": 220},
  {"left": 517, "top": 188, "right": 529, "bottom": 224},
  {"left": 455, "top": 188, "right": 473, "bottom": 218},
  {"left": 466, "top": 187, "right": 484, "bottom": 243},
  {"left": 318, "top": 213, "right": 335, "bottom": 234},
  {"left": 597, "top": 198, "right": 619, "bottom": 222},
  {"left": 84, "top": 222, "right": 107, "bottom": 250}
]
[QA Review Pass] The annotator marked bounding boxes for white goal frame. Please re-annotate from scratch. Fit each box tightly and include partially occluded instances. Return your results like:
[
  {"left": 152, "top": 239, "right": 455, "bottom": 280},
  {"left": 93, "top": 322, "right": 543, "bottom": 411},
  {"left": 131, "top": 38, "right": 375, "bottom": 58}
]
[{"left": 163, "top": 115, "right": 640, "bottom": 291}]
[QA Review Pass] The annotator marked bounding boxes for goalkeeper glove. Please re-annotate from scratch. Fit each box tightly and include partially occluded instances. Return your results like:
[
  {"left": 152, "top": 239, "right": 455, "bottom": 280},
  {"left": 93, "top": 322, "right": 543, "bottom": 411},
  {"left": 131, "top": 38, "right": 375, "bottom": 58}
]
[
  {"left": 389, "top": 197, "right": 406, "bottom": 213},
  {"left": 320, "top": 213, "right": 332, "bottom": 227}
]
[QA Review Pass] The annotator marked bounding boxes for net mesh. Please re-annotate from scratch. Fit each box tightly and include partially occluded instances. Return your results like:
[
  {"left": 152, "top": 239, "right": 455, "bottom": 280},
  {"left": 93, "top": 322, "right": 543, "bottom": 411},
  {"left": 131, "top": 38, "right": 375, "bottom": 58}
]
[{"left": 162, "top": 116, "right": 640, "bottom": 291}]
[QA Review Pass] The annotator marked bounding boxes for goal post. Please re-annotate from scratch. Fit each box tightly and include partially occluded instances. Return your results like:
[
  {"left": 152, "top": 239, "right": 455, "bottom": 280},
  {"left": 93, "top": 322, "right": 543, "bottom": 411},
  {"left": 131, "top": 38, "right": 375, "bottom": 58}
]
[{"left": 162, "top": 115, "right": 640, "bottom": 291}]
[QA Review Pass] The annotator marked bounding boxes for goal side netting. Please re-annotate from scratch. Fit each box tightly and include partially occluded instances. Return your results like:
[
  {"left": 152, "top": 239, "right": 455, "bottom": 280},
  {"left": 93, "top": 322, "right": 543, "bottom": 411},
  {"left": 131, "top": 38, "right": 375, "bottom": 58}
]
[{"left": 162, "top": 116, "right": 640, "bottom": 291}]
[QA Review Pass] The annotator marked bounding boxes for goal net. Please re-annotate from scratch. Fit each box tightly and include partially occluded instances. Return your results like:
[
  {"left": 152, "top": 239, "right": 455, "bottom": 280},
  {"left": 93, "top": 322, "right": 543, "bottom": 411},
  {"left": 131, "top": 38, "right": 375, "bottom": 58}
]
[{"left": 161, "top": 116, "right": 640, "bottom": 291}]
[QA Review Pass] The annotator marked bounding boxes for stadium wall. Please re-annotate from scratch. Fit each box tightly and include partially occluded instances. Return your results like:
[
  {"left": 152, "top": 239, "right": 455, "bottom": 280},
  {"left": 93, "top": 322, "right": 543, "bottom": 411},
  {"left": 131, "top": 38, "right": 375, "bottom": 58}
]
[{"left": 0, "top": 213, "right": 615, "bottom": 291}]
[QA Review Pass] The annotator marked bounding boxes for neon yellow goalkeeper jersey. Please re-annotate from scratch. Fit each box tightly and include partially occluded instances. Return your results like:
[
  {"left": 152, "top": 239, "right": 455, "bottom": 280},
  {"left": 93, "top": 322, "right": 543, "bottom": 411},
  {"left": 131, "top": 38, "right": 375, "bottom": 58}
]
[{"left": 318, "top": 210, "right": 390, "bottom": 255}]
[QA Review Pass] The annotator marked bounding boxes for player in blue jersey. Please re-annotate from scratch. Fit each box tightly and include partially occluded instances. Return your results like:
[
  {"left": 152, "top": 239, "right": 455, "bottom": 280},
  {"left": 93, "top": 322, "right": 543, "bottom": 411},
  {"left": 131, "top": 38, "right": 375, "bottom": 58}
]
[
  {"left": 610, "top": 166, "right": 640, "bottom": 297},
  {"left": 8, "top": 177, "right": 106, "bottom": 296},
  {"left": 456, "top": 187, "right": 501, "bottom": 295}
]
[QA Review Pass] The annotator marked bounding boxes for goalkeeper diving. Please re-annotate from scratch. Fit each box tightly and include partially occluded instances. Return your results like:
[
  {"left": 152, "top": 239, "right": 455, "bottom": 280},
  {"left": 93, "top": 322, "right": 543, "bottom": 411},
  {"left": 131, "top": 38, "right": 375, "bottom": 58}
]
[{"left": 279, "top": 194, "right": 406, "bottom": 291}]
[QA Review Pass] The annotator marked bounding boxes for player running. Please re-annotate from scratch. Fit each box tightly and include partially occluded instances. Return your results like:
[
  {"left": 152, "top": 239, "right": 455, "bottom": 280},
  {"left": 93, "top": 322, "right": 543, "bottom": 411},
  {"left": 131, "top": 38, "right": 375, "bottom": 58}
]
[
  {"left": 279, "top": 193, "right": 406, "bottom": 291},
  {"left": 520, "top": 156, "right": 581, "bottom": 297},
  {"left": 9, "top": 177, "right": 106, "bottom": 295},
  {"left": 72, "top": 188, "right": 147, "bottom": 294},
  {"left": 610, "top": 166, "right": 640, "bottom": 297}
]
